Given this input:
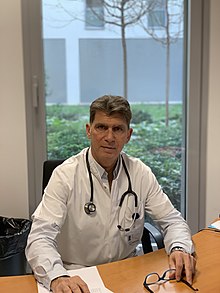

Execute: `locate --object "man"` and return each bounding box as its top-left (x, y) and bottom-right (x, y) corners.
top-left (26, 95), bottom-right (196, 293)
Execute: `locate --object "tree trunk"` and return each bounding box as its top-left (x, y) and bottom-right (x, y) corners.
top-left (121, 2), bottom-right (127, 99)
top-left (165, 0), bottom-right (170, 127)
top-left (121, 26), bottom-right (127, 99)
top-left (165, 43), bottom-right (170, 126)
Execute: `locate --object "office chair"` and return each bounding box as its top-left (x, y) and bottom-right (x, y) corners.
top-left (42, 160), bottom-right (164, 254)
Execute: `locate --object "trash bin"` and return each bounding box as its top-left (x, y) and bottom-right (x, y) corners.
top-left (0, 216), bottom-right (32, 276)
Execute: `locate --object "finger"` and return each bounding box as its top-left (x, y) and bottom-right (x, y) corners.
top-left (184, 254), bottom-right (196, 285)
top-left (69, 282), bottom-right (90, 293)
top-left (192, 255), bottom-right (197, 275)
top-left (174, 258), bottom-right (183, 281)
top-left (168, 254), bottom-right (175, 269)
top-left (168, 259), bottom-right (176, 279)
top-left (51, 275), bottom-right (90, 293)
top-left (168, 262), bottom-right (176, 280)
top-left (169, 251), bottom-right (183, 281)
top-left (68, 284), bottom-right (85, 293)
top-left (169, 270), bottom-right (176, 280)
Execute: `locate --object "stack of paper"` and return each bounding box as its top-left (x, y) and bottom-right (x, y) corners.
top-left (208, 219), bottom-right (220, 230)
top-left (37, 266), bottom-right (113, 293)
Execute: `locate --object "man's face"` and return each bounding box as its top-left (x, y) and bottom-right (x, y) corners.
top-left (86, 110), bottom-right (133, 171)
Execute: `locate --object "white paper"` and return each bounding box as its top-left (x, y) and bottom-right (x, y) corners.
top-left (209, 219), bottom-right (220, 230)
top-left (37, 266), bottom-right (113, 293)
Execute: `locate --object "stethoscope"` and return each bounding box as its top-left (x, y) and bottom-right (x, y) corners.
top-left (84, 148), bottom-right (140, 231)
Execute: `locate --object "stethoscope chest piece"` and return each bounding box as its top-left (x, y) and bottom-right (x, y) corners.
top-left (84, 201), bottom-right (96, 215)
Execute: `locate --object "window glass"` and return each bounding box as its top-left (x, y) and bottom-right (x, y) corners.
top-left (42, 0), bottom-right (186, 214)
top-left (148, 10), bottom-right (166, 28)
top-left (85, 0), bottom-right (104, 28)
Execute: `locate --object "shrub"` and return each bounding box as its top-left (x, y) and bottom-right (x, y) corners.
top-left (46, 104), bottom-right (183, 211)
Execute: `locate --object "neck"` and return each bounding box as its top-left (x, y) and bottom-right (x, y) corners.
top-left (108, 172), bottom-right (113, 191)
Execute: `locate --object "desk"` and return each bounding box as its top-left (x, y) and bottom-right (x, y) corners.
top-left (98, 229), bottom-right (220, 292)
top-left (0, 229), bottom-right (219, 293)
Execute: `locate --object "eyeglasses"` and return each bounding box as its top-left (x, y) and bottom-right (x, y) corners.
top-left (143, 269), bottom-right (199, 293)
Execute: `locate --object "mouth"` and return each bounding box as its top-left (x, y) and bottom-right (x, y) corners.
top-left (101, 146), bottom-right (116, 151)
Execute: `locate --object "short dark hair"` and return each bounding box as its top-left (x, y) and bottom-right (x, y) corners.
top-left (90, 95), bottom-right (132, 127)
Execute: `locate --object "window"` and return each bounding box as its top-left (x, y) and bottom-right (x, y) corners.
top-left (148, 10), bottom-right (166, 29)
top-left (148, 10), bottom-right (166, 28)
top-left (43, 0), bottom-right (186, 215)
top-left (147, 0), bottom-right (166, 28)
top-left (22, 0), bottom-right (207, 233)
top-left (85, 0), bottom-right (104, 29)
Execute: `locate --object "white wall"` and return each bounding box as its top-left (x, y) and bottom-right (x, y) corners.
top-left (0, 1), bottom-right (29, 218)
top-left (205, 0), bottom-right (220, 225)
top-left (0, 0), bottom-right (219, 225)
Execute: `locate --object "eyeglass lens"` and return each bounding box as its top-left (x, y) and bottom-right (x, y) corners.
top-left (144, 269), bottom-right (175, 292)
top-left (144, 269), bottom-right (199, 292)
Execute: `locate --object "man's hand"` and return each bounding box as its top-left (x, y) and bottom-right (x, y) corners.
top-left (51, 275), bottom-right (90, 293)
top-left (168, 250), bottom-right (196, 285)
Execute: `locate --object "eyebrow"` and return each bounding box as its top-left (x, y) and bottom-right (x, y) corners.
top-left (95, 123), bottom-right (126, 128)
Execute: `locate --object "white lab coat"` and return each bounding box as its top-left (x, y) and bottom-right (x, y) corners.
top-left (26, 148), bottom-right (194, 289)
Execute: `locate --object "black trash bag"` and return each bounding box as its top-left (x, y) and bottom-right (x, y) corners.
top-left (0, 216), bottom-right (32, 258)
top-left (0, 216), bottom-right (32, 276)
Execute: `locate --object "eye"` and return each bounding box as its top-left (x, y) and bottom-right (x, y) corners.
top-left (112, 126), bottom-right (124, 134)
top-left (95, 124), bottom-right (107, 132)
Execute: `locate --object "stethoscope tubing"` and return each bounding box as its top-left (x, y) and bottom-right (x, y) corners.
top-left (86, 148), bottom-right (94, 203)
top-left (85, 148), bottom-right (139, 230)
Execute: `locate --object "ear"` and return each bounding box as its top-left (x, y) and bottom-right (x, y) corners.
top-left (126, 128), bottom-right (133, 144)
top-left (86, 123), bottom-right (91, 139)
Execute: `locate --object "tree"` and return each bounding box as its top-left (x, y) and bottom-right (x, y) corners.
top-left (86, 0), bottom-right (153, 98)
top-left (51, 0), bottom-right (152, 99)
top-left (139, 0), bottom-right (184, 126)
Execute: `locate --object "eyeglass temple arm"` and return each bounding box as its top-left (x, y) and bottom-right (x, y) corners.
top-left (180, 279), bottom-right (199, 291)
top-left (144, 285), bottom-right (154, 293)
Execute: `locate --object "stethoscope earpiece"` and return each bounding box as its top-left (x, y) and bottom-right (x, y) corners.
top-left (117, 225), bottom-right (130, 232)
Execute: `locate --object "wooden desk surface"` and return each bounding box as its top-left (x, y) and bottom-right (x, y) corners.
top-left (98, 229), bottom-right (220, 292)
top-left (0, 229), bottom-right (219, 293)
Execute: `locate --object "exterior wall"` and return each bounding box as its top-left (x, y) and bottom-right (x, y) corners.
top-left (44, 37), bottom-right (184, 104)
top-left (79, 38), bottom-right (183, 103)
top-left (44, 39), bottom-right (67, 103)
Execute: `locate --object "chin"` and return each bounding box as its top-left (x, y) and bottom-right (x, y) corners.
top-left (102, 148), bottom-right (117, 156)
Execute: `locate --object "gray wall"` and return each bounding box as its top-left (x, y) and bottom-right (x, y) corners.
top-left (79, 38), bottom-right (184, 103)
top-left (44, 37), bottom-right (183, 104)
top-left (44, 39), bottom-right (67, 103)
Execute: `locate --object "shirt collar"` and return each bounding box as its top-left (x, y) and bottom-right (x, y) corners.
top-left (88, 148), bottom-right (121, 180)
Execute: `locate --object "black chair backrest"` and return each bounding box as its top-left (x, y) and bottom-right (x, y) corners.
top-left (42, 160), bottom-right (164, 253)
top-left (42, 160), bottom-right (65, 194)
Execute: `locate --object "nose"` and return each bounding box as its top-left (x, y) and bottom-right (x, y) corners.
top-left (105, 128), bottom-right (115, 141)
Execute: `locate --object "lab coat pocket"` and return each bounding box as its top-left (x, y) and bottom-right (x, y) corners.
top-left (125, 220), bottom-right (143, 246)
top-left (118, 196), bottom-right (145, 246)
